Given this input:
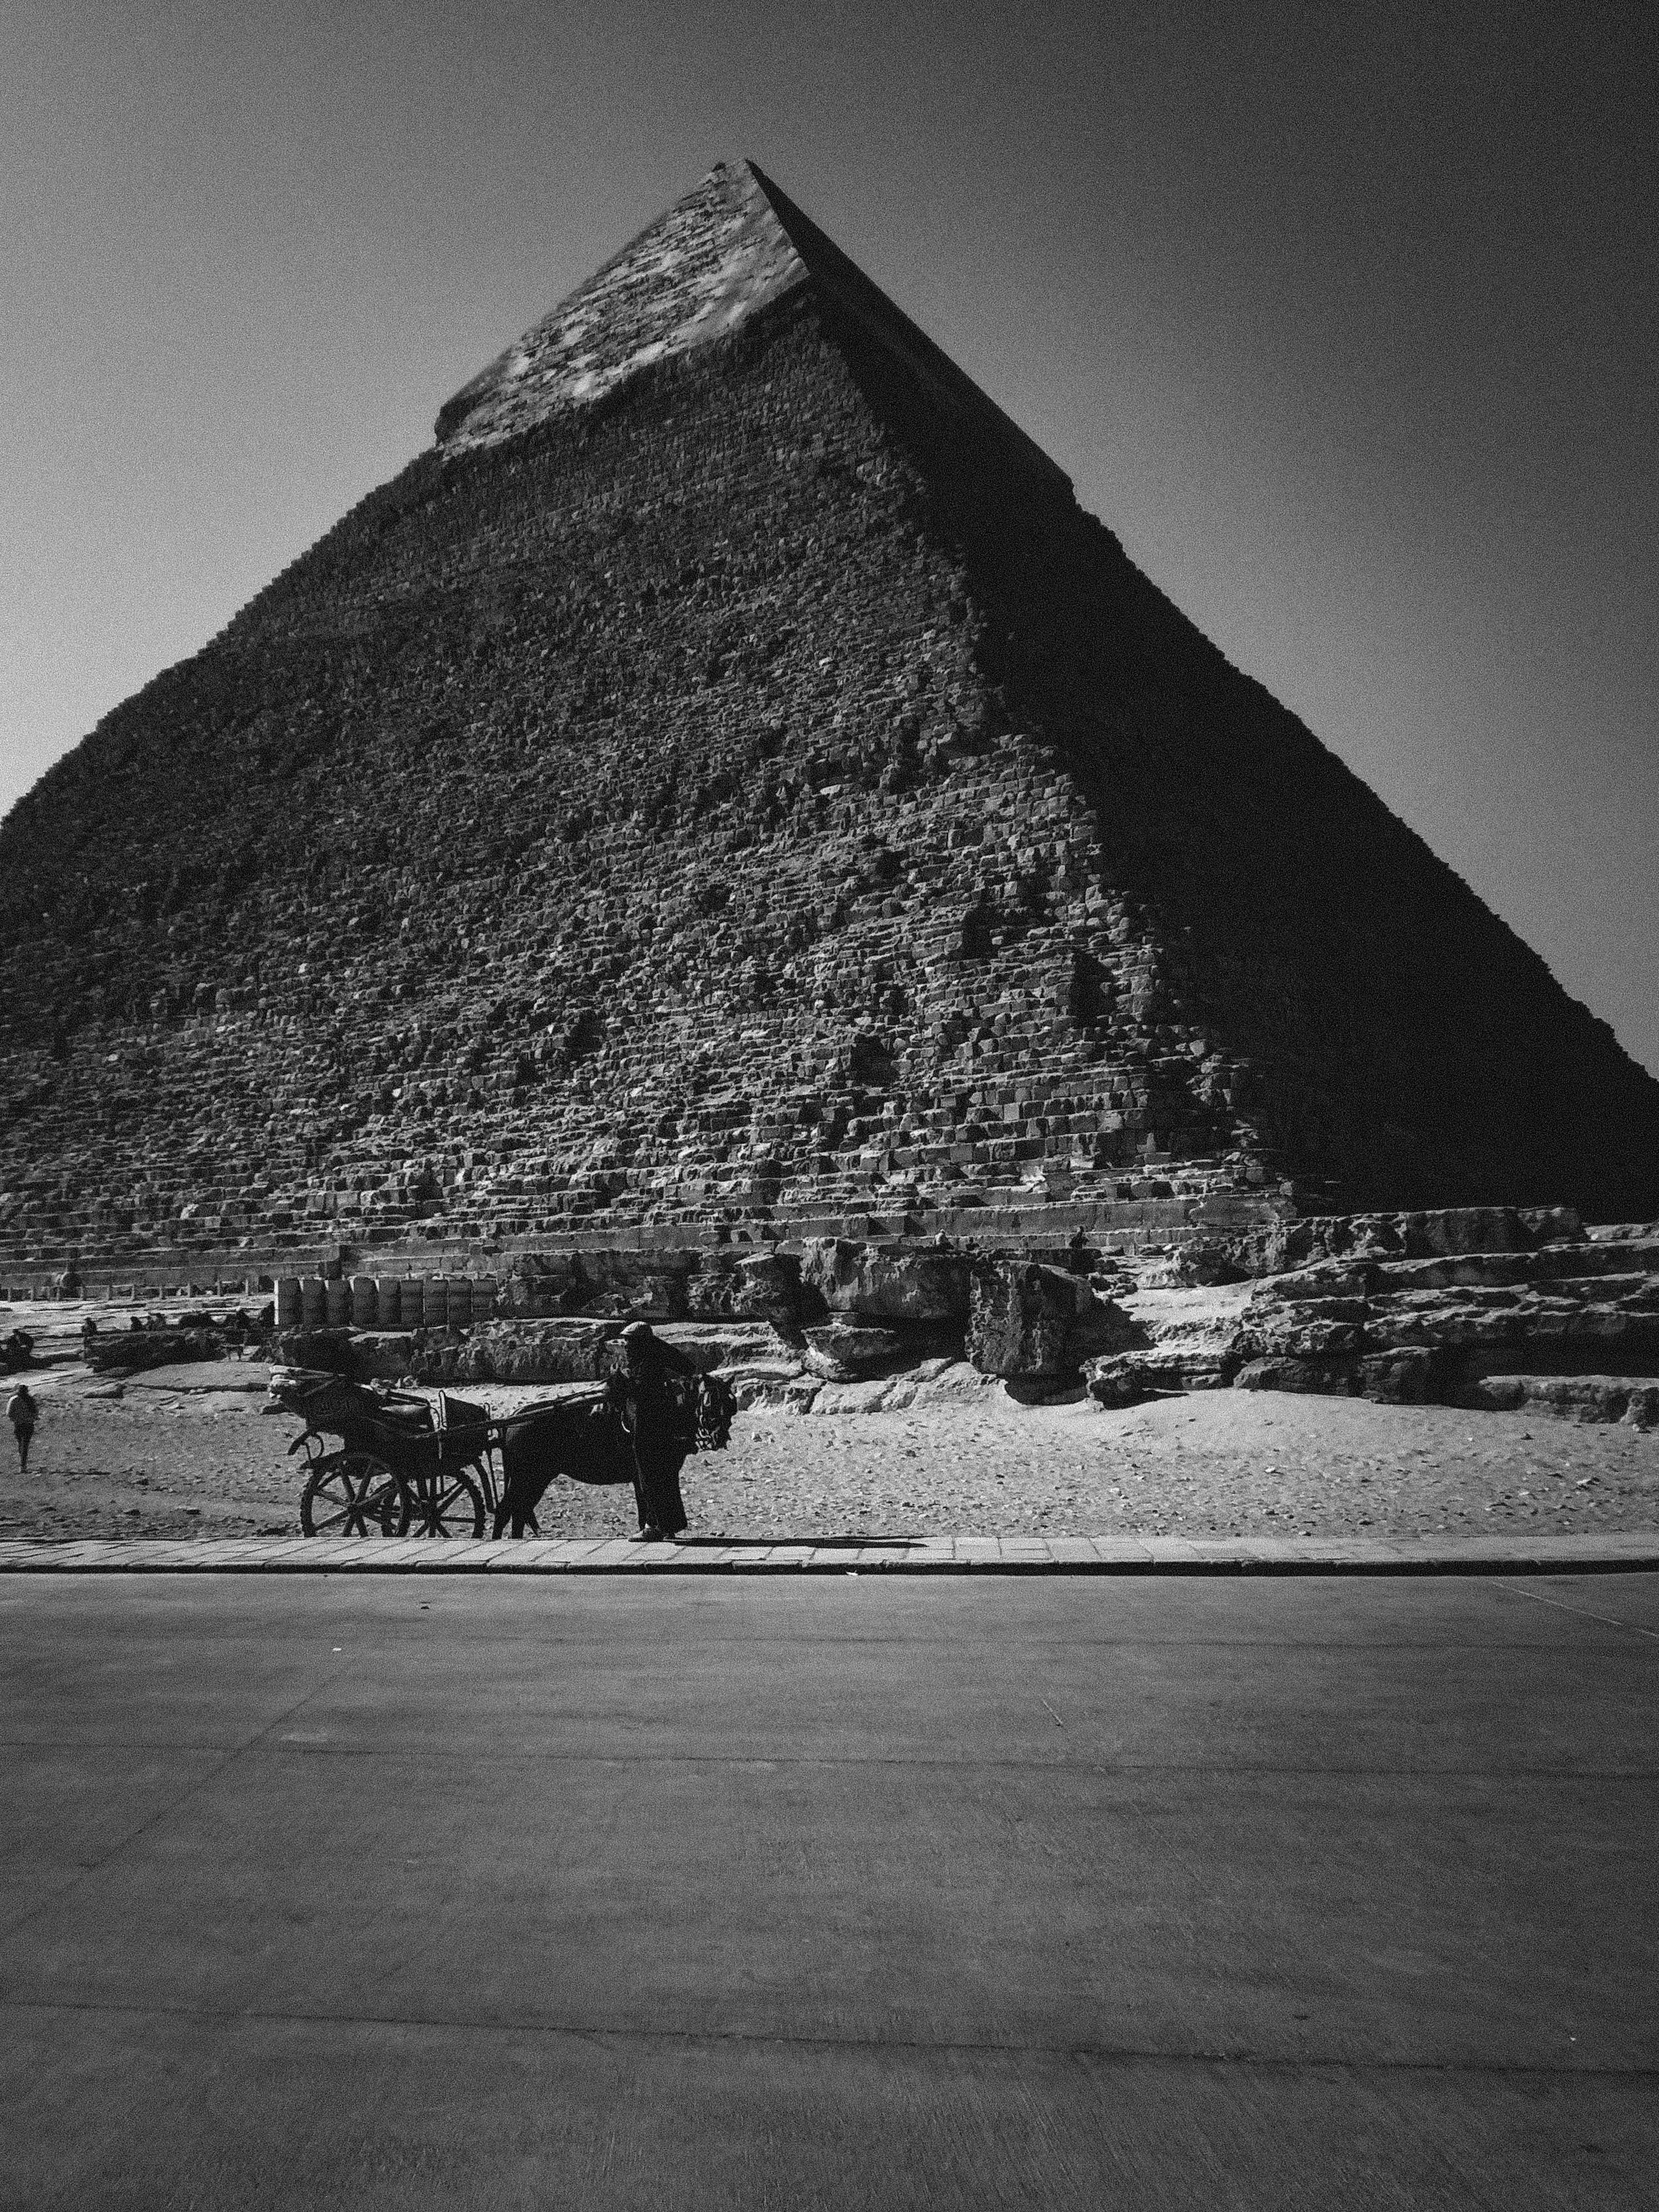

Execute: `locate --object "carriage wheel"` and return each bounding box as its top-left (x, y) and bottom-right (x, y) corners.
top-left (396, 1464), bottom-right (486, 1539)
top-left (300, 1451), bottom-right (402, 1538)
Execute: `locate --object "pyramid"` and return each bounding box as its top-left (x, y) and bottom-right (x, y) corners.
top-left (3, 158), bottom-right (1656, 1283)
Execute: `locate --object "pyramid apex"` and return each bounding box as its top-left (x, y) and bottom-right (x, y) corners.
top-left (436, 158), bottom-right (1070, 493)
top-left (435, 160), bottom-right (806, 449)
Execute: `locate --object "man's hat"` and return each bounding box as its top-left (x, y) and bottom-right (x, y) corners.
top-left (620, 1321), bottom-right (654, 1343)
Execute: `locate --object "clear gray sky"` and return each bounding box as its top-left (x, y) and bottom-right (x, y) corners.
top-left (6, 0), bottom-right (1655, 1070)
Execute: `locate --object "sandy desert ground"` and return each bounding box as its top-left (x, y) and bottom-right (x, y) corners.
top-left (4, 1296), bottom-right (1658, 1544)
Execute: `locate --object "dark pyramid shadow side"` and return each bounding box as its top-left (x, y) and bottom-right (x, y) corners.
top-left (744, 162), bottom-right (1069, 497)
top-left (751, 179), bottom-right (1659, 1221)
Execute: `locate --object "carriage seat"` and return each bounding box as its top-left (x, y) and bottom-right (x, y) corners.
top-left (437, 1392), bottom-right (491, 1437)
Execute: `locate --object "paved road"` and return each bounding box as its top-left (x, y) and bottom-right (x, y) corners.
top-left (2, 1573), bottom-right (1655, 2209)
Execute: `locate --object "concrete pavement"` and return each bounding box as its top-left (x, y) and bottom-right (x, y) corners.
top-left (2, 1571), bottom-right (1655, 2207)
top-left (3, 1530), bottom-right (1659, 1573)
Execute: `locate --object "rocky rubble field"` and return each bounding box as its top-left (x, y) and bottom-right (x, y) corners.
top-left (213, 1208), bottom-right (1659, 1416)
top-left (5, 1203), bottom-right (1658, 1546)
top-left (2, 1339), bottom-right (1656, 1549)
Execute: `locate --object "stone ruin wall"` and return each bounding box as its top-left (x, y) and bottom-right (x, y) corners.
top-left (0, 297), bottom-right (1269, 1280)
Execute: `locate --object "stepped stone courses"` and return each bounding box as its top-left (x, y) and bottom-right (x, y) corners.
top-left (1085, 1219), bottom-right (1659, 1410)
top-left (3, 160), bottom-right (1658, 1281)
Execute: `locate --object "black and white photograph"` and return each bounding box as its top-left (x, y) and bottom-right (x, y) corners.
top-left (2, 2), bottom-right (1656, 2204)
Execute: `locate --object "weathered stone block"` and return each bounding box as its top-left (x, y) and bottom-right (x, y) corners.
top-left (717, 1362), bottom-right (819, 1412)
top-left (1461, 1372), bottom-right (1659, 1428)
top-left (802, 1321), bottom-right (908, 1381)
top-left (686, 1250), bottom-right (802, 1330)
top-left (86, 1327), bottom-right (225, 1375)
top-left (568, 1249), bottom-right (695, 1320)
top-left (966, 1260), bottom-right (1124, 1378)
top-left (656, 1321), bottom-right (797, 1373)
top-left (1088, 1339), bottom-right (1235, 1405)
top-left (1234, 1355), bottom-right (1361, 1396)
top-left (460, 1319), bottom-right (620, 1383)
top-left (273, 1325), bottom-right (365, 1379)
top-left (797, 1240), bottom-right (970, 1322)
top-left (1066, 1296), bottom-right (1143, 1365)
top-left (1250, 1264), bottom-right (1374, 1304)
top-left (1239, 1312), bottom-right (1367, 1361)
top-left (1466, 1373), bottom-right (1526, 1412)
top-left (360, 1332), bottom-right (415, 1379)
top-left (1521, 1207), bottom-right (1586, 1245)
top-left (1358, 1347), bottom-right (1453, 1404)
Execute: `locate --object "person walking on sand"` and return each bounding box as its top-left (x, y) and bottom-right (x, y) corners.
top-left (7, 1383), bottom-right (38, 1472)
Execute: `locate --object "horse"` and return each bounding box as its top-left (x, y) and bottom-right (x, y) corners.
top-left (492, 1369), bottom-right (738, 1539)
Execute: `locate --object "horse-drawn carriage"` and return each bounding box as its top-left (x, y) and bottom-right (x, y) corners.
top-left (277, 1371), bottom-right (499, 1536)
top-left (271, 1364), bottom-right (738, 1539)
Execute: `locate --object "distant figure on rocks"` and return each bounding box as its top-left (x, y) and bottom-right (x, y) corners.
top-left (607, 1321), bottom-right (699, 1542)
top-left (7, 1384), bottom-right (38, 1472)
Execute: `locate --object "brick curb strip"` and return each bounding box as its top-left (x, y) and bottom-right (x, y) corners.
top-left (1, 1534), bottom-right (1656, 1576)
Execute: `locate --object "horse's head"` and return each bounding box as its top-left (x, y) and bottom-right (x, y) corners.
top-left (692, 1370), bottom-right (738, 1452)
top-left (268, 1366), bottom-right (375, 1435)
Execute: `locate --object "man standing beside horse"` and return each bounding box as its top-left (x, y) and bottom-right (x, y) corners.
top-left (608, 1320), bottom-right (699, 1543)
top-left (490, 1322), bottom-right (735, 1541)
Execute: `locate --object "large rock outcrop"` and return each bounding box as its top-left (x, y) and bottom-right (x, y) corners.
top-left (1086, 1217), bottom-right (1659, 1412)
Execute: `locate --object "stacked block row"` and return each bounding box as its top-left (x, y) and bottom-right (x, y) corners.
top-left (273, 1275), bottom-right (500, 1330)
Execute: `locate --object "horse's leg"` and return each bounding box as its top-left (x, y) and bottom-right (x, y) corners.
top-left (505, 1461), bottom-right (559, 1539)
top-left (522, 1466), bottom-right (558, 1537)
top-left (501, 1473), bottom-right (541, 1539)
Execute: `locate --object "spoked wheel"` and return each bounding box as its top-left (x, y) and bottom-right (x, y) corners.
top-left (300, 1451), bottom-right (403, 1538)
top-left (396, 1464), bottom-right (486, 1539)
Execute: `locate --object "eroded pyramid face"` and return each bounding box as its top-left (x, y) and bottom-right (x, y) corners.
top-left (1, 157), bottom-right (1654, 1281)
